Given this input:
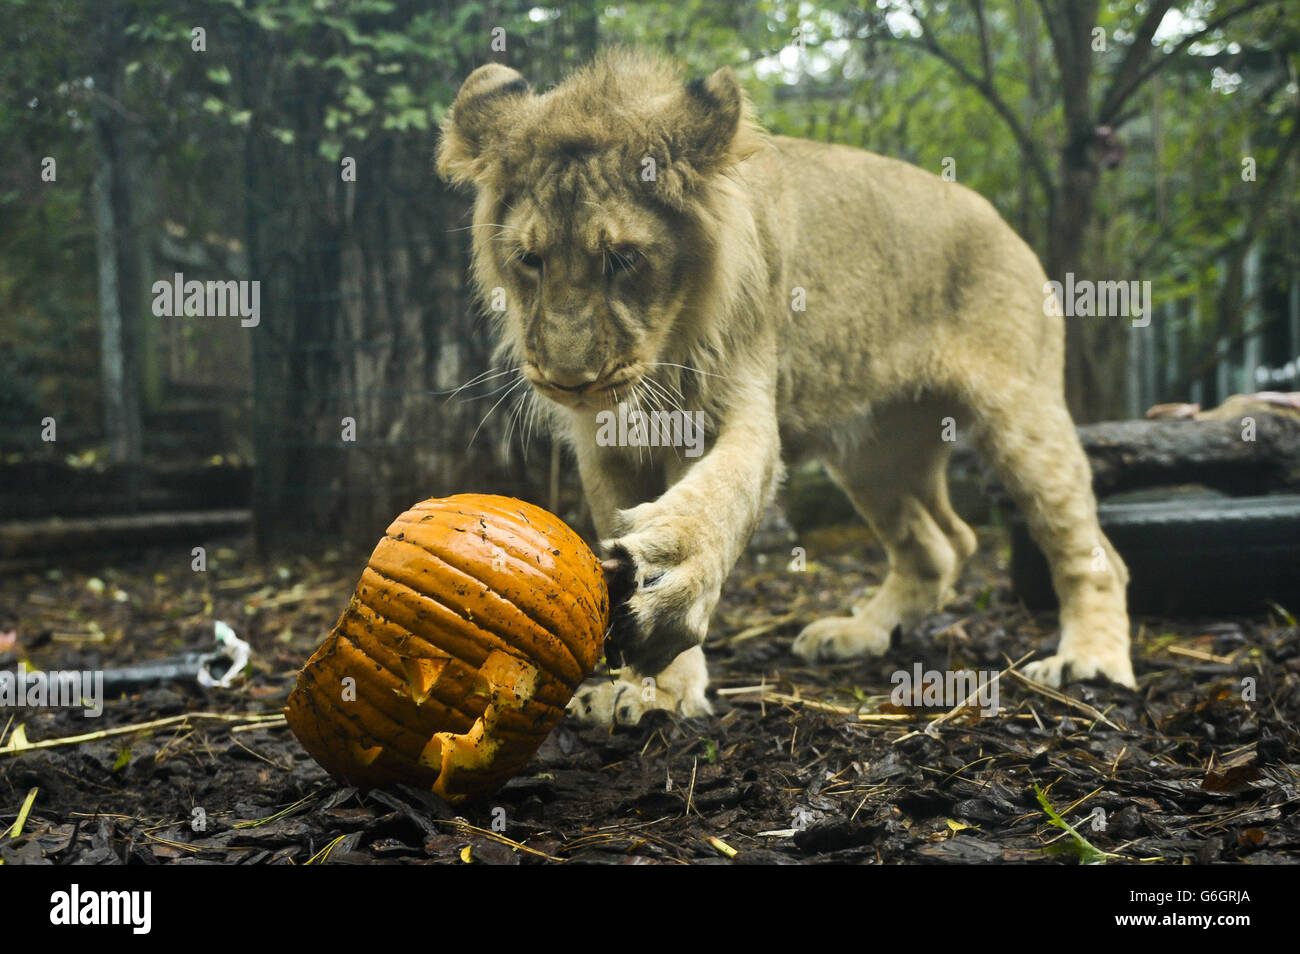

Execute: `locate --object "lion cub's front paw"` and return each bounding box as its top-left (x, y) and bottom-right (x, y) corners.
top-left (792, 615), bottom-right (892, 661)
top-left (1021, 650), bottom-right (1136, 689)
top-left (567, 678), bottom-right (713, 726)
top-left (566, 646), bottom-right (713, 727)
top-left (602, 524), bottom-right (719, 675)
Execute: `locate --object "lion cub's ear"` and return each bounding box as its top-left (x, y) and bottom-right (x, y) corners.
top-left (437, 64), bottom-right (532, 188)
top-left (677, 66), bottom-right (761, 175)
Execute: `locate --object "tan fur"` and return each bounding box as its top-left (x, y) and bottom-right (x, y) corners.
top-left (438, 50), bottom-right (1135, 724)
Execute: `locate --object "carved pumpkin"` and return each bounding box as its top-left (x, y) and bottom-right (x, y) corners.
top-left (285, 494), bottom-right (609, 804)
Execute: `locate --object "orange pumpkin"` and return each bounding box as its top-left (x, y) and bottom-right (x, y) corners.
top-left (285, 494), bottom-right (609, 804)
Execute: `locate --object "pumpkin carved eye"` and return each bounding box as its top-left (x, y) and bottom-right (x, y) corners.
top-left (285, 494), bottom-right (610, 804)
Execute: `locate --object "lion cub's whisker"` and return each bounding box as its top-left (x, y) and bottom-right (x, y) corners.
top-left (437, 366), bottom-right (518, 403)
top-left (445, 222), bottom-right (522, 233)
top-left (446, 371), bottom-right (525, 405)
top-left (467, 374), bottom-right (528, 450)
top-left (641, 376), bottom-right (688, 419)
top-left (647, 360), bottom-right (730, 382)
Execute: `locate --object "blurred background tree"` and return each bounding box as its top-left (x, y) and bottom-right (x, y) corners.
top-left (1, 0), bottom-right (1295, 548)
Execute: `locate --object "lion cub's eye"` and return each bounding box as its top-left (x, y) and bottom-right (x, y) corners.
top-left (603, 248), bottom-right (640, 277)
top-left (518, 251), bottom-right (543, 270)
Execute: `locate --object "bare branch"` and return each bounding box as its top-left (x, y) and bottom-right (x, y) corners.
top-left (1038, 0), bottom-right (1099, 135)
top-left (1099, 0), bottom-right (1275, 126)
top-left (890, 2), bottom-right (1056, 199)
top-left (971, 0), bottom-right (993, 80)
top-left (1034, 0), bottom-right (1068, 75)
top-left (1095, 0), bottom-right (1174, 129)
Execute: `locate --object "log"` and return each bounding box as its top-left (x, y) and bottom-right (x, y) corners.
top-left (1078, 415), bottom-right (1300, 498)
top-left (0, 459), bottom-right (252, 521)
top-left (967, 414), bottom-right (1300, 503)
top-left (0, 509), bottom-right (251, 574)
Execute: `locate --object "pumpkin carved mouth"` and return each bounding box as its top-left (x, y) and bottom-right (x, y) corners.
top-left (285, 494), bottom-right (610, 804)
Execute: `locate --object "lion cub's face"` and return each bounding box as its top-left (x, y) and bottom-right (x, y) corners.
top-left (489, 171), bottom-right (685, 410)
top-left (436, 54), bottom-right (759, 410)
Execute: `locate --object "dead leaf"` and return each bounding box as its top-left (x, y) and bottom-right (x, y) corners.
top-left (1201, 764), bottom-right (1263, 792)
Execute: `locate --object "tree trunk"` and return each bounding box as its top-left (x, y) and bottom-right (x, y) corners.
top-left (90, 13), bottom-right (141, 472)
top-left (1042, 0), bottom-right (1131, 424)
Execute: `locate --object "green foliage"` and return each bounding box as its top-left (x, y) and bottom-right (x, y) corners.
top-left (1, 0), bottom-right (1294, 453)
top-left (1033, 782), bottom-right (1116, 865)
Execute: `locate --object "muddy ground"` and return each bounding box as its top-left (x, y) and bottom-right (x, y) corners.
top-left (1, 523), bottom-right (1297, 865)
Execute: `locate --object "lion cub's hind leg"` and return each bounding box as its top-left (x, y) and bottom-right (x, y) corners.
top-left (970, 389), bottom-right (1135, 688)
top-left (793, 405), bottom-right (977, 662)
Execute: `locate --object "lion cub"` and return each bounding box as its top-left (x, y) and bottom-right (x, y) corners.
top-left (437, 50), bottom-right (1135, 725)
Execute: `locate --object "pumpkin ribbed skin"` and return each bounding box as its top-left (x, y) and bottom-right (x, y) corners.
top-left (285, 494), bottom-right (609, 804)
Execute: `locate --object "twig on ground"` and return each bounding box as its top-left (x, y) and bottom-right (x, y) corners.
top-left (0, 712), bottom-right (285, 756)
